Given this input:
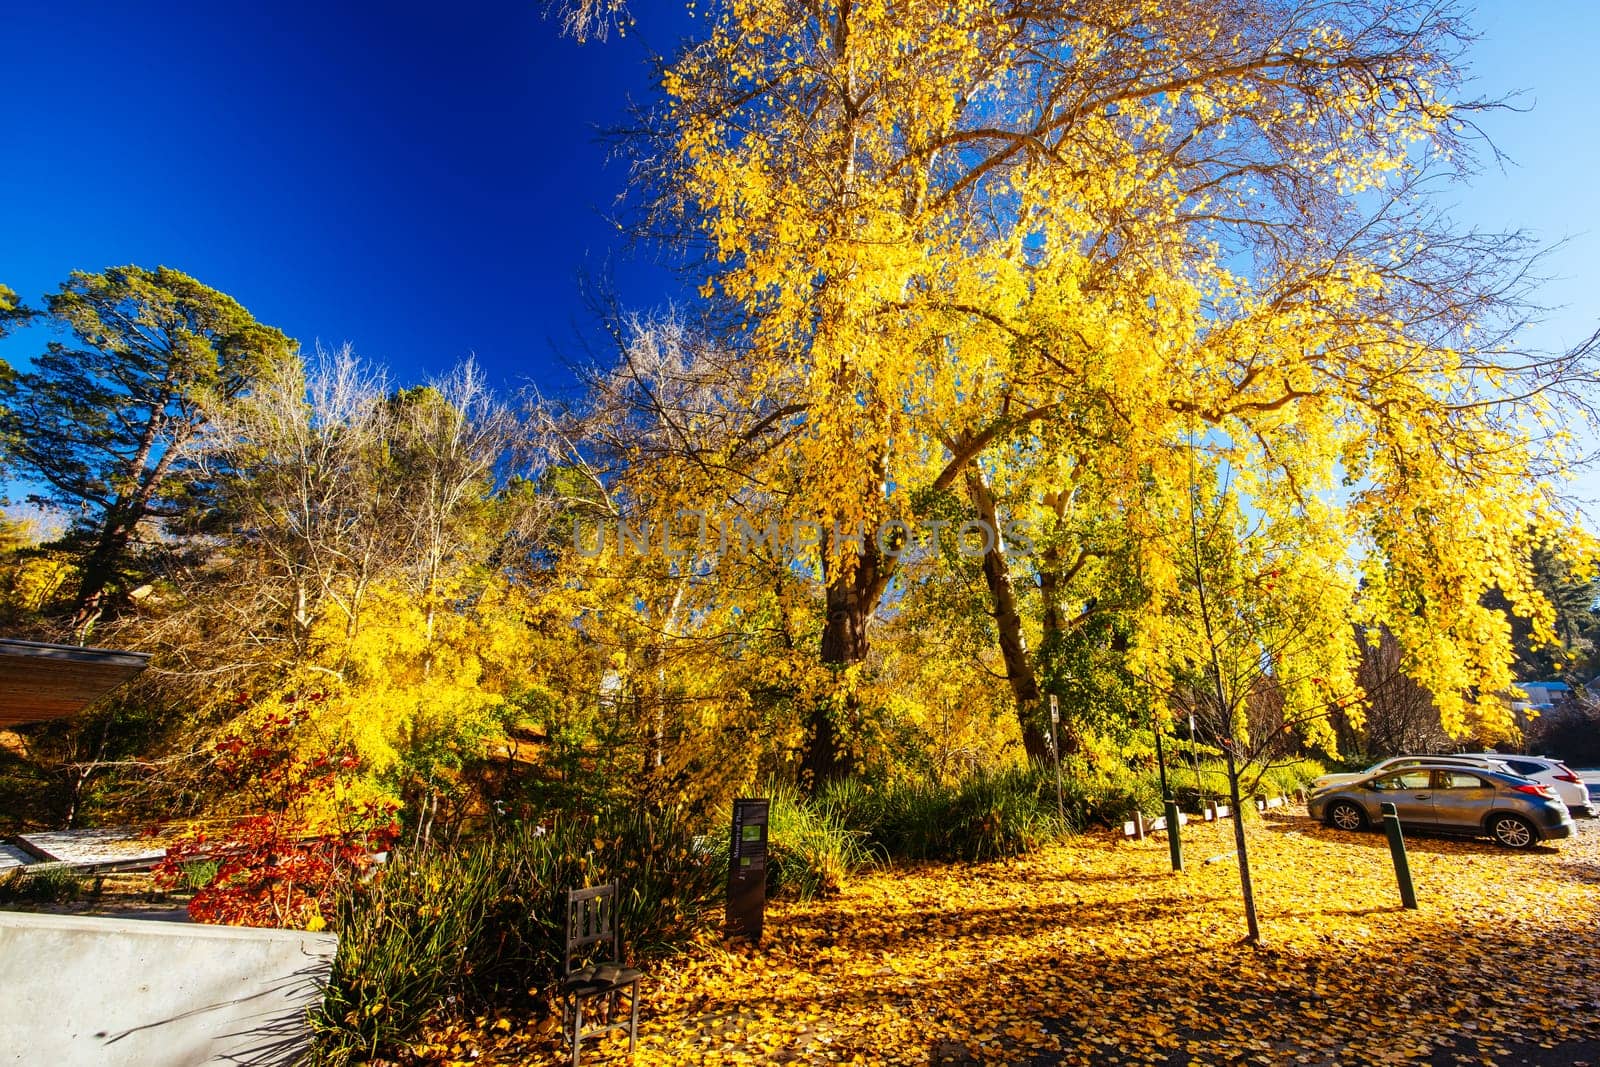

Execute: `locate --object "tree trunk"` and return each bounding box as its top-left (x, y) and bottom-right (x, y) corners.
top-left (71, 518), bottom-right (134, 634)
top-left (802, 532), bottom-right (889, 789)
top-left (1040, 550), bottom-right (1063, 646)
top-left (964, 467), bottom-right (1050, 761)
top-left (72, 412), bottom-right (186, 630)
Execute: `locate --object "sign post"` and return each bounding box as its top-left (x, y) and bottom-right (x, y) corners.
top-left (725, 797), bottom-right (770, 945)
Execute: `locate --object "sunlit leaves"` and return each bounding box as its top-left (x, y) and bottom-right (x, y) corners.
top-left (640, 0), bottom-right (1597, 743)
top-left (425, 816), bottom-right (1600, 1064)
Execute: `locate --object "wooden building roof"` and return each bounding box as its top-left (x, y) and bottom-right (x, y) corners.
top-left (0, 638), bottom-right (150, 727)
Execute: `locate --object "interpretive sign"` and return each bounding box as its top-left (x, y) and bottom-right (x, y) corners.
top-left (725, 797), bottom-right (770, 944)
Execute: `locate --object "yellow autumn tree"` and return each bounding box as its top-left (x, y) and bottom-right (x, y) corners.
top-left (537, 313), bottom-right (830, 808)
top-left (630, 0), bottom-right (1598, 775)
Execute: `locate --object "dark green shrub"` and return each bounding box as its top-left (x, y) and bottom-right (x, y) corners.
top-left (764, 782), bottom-right (879, 899)
top-left (943, 766), bottom-right (1066, 861)
top-left (1056, 761), bottom-right (1162, 828)
top-left (313, 844), bottom-right (505, 1063)
top-left (311, 804), bottom-right (725, 1064)
top-left (1063, 758), bottom-right (1324, 820)
top-left (1260, 759), bottom-right (1324, 797)
top-left (824, 765), bottom-right (1070, 863)
top-left (0, 864), bottom-right (85, 903)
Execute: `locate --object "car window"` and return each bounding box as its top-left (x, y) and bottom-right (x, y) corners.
top-left (1436, 771), bottom-right (1489, 789)
top-left (1506, 760), bottom-right (1544, 776)
top-left (1372, 771), bottom-right (1432, 790)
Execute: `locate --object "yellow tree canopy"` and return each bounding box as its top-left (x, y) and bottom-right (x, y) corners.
top-left (633, 0), bottom-right (1597, 738)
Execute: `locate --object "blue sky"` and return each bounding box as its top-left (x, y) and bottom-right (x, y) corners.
top-left (1, 1), bottom-right (1596, 492)
top-left (0, 0), bottom-right (695, 393)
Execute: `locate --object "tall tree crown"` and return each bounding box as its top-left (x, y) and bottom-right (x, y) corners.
top-left (0, 265), bottom-right (297, 622)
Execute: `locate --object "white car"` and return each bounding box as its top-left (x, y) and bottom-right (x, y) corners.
top-left (1310, 754), bottom-right (1511, 793)
top-left (1456, 753), bottom-right (1596, 818)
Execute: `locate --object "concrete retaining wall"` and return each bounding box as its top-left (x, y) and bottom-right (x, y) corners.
top-left (0, 911), bottom-right (337, 1066)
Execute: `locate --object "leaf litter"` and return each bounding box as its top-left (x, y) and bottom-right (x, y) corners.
top-left (404, 815), bottom-right (1600, 1065)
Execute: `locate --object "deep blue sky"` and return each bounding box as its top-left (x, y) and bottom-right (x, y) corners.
top-left (0, 0), bottom-right (697, 395)
top-left (1, 1), bottom-right (1596, 492)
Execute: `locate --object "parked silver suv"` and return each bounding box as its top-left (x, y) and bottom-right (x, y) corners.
top-left (1452, 753), bottom-right (1595, 818)
top-left (1307, 764), bottom-right (1575, 849)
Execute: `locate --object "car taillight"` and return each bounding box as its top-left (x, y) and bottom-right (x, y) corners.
top-left (1555, 768), bottom-right (1581, 783)
top-left (1513, 783), bottom-right (1556, 798)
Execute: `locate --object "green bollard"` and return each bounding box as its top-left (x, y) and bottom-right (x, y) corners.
top-left (1164, 799), bottom-right (1184, 872)
top-left (1379, 801), bottom-right (1418, 909)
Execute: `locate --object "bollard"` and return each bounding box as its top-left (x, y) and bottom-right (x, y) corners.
top-left (1379, 802), bottom-right (1418, 910)
top-left (1164, 799), bottom-right (1184, 871)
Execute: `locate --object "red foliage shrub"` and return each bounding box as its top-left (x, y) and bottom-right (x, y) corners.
top-left (154, 688), bottom-right (400, 929)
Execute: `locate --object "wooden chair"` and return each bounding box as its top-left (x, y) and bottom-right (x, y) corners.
top-left (561, 882), bottom-right (643, 1065)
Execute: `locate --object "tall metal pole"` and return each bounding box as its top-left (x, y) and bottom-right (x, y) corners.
top-left (1189, 711), bottom-right (1204, 806)
top-left (1154, 713), bottom-right (1171, 797)
top-left (1050, 694), bottom-right (1065, 823)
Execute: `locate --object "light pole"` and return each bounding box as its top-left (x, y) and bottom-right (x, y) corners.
top-left (1049, 694), bottom-right (1065, 823)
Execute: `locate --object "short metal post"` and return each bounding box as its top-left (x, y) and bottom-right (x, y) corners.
top-left (1379, 801), bottom-right (1418, 909)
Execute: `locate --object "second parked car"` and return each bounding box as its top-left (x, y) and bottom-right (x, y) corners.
top-left (1307, 764), bottom-right (1575, 848)
top-left (1308, 754), bottom-right (1510, 793)
top-left (1451, 753), bottom-right (1595, 818)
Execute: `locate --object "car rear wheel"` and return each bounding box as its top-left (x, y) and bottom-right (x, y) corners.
top-left (1328, 801), bottom-right (1366, 832)
top-left (1489, 814), bottom-right (1536, 849)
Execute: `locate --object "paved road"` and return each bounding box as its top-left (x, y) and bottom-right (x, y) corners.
top-left (1423, 1036), bottom-right (1600, 1066)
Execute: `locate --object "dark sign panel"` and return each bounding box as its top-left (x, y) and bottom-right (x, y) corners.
top-left (725, 797), bottom-right (769, 944)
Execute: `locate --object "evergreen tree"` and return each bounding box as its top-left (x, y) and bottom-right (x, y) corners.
top-left (0, 266), bottom-right (296, 631)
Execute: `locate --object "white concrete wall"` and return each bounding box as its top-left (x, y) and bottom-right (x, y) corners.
top-left (0, 911), bottom-right (336, 1066)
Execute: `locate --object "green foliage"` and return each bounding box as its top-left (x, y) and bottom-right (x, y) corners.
top-left (1486, 535), bottom-right (1600, 682)
top-left (1056, 756), bottom-right (1166, 827)
top-left (820, 765), bottom-right (1071, 863)
top-left (0, 282), bottom-right (34, 339)
top-left (813, 758), bottom-right (1325, 849)
top-left (174, 859), bottom-right (220, 891)
top-left (0, 865), bottom-right (86, 904)
top-left (314, 843), bottom-right (506, 1063)
top-left (312, 804), bottom-right (724, 1063)
top-left (1147, 758), bottom-right (1325, 814)
top-left (763, 782), bottom-right (878, 900)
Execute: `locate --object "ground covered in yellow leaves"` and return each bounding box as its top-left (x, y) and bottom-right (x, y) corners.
top-left (423, 814), bottom-right (1600, 1065)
